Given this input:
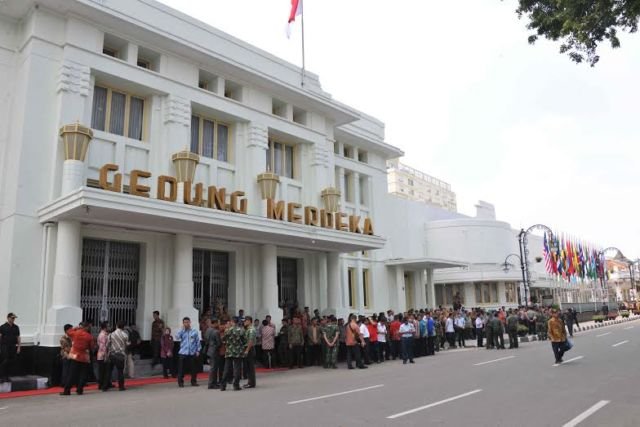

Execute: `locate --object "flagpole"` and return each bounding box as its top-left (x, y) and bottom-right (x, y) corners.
top-left (300, 0), bottom-right (306, 87)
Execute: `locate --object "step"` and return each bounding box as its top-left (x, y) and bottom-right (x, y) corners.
top-left (0, 376), bottom-right (48, 394)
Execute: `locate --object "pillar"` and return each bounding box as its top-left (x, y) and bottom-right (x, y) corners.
top-left (42, 220), bottom-right (82, 345)
top-left (414, 271), bottom-right (426, 309)
top-left (61, 160), bottom-right (85, 194)
top-left (324, 252), bottom-right (349, 318)
top-left (168, 234), bottom-right (198, 333)
top-left (426, 268), bottom-right (435, 309)
top-left (395, 266), bottom-right (406, 313)
top-left (257, 244), bottom-right (281, 325)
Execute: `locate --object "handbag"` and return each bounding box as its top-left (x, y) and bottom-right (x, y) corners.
top-left (562, 338), bottom-right (573, 352)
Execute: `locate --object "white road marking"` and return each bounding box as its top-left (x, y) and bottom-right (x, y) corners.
top-left (0, 406), bottom-right (7, 411)
top-left (596, 332), bottom-right (611, 337)
top-left (287, 384), bottom-right (384, 405)
top-left (553, 356), bottom-right (584, 367)
top-left (562, 400), bottom-right (610, 427)
top-left (473, 356), bottom-right (515, 366)
top-left (623, 326), bottom-right (634, 330)
top-left (386, 389), bottom-right (482, 419)
top-left (612, 340), bottom-right (629, 347)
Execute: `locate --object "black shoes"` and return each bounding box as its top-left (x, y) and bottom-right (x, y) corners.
top-left (59, 391), bottom-right (70, 396)
top-left (178, 382), bottom-right (184, 388)
top-left (191, 383), bottom-right (199, 387)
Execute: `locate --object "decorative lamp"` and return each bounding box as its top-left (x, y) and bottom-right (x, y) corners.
top-left (171, 150), bottom-right (200, 183)
top-left (257, 172), bottom-right (280, 200)
top-left (59, 123), bottom-right (93, 161)
top-left (321, 187), bottom-right (341, 213)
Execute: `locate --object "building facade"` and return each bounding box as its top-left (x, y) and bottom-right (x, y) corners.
top-left (386, 158), bottom-right (457, 212)
top-left (0, 0), bottom-right (614, 380)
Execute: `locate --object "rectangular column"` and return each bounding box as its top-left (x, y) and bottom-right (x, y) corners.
top-left (168, 234), bottom-right (198, 334)
top-left (257, 244), bottom-right (281, 325)
top-left (426, 268), bottom-right (436, 309)
top-left (42, 220), bottom-right (82, 346)
top-left (395, 266), bottom-right (406, 313)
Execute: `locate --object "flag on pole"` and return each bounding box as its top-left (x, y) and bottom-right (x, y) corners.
top-left (286, 0), bottom-right (303, 38)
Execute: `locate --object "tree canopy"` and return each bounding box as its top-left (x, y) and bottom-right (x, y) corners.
top-left (513, 0), bottom-right (640, 66)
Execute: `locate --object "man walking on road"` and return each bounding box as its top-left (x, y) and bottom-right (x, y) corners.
top-left (0, 313), bottom-right (21, 382)
top-left (548, 309), bottom-right (568, 364)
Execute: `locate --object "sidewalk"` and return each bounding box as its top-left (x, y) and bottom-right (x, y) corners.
top-left (517, 313), bottom-right (640, 343)
top-left (0, 367), bottom-right (287, 400)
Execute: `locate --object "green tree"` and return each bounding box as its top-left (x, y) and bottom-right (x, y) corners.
top-left (512, 0), bottom-right (640, 66)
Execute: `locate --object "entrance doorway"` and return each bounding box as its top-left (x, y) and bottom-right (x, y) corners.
top-left (81, 238), bottom-right (140, 332)
top-left (193, 249), bottom-right (229, 315)
top-left (278, 257), bottom-right (298, 314)
top-left (404, 273), bottom-right (414, 310)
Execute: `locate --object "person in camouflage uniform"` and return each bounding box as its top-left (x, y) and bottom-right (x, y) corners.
top-left (319, 317), bottom-right (328, 365)
top-left (322, 316), bottom-right (339, 369)
top-left (491, 312), bottom-right (505, 349)
top-left (537, 310), bottom-right (548, 341)
top-left (435, 316), bottom-right (444, 351)
top-left (507, 309), bottom-right (519, 349)
top-left (288, 317), bottom-right (305, 368)
top-left (220, 317), bottom-right (246, 391)
top-left (485, 312), bottom-right (495, 349)
top-left (243, 316), bottom-right (256, 389)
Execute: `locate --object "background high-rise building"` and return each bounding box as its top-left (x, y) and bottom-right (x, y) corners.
top-left (386, 159), bottom-right (457, 212)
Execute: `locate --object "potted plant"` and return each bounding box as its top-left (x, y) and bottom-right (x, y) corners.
top-left (592, 314), bottom-right (605, 323)
top-left (620, 310), bottom-right (630, 318)
top-left (517, 324), bottom-right (529, 337)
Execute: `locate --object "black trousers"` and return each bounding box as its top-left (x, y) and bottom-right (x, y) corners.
top-left (97, 360), bottom-right (111, 390)
top-left (362, 339), bottom-right (371, 364)
top-left (426, 336), bottom-right (435, 355)
top-left (161, 357), bottom-right (173, 377)
top-left (476, 328), bottom-right (484, 347)
top-left (151, 339), bottom-right (161, 366)
top-left (445, 332), bottom-right (456, 348)
top-left (221, 357), bottom-right (242, 389)
top-left (109, 355), bottom-right (125, 390)
top-left (346, 345), bottom-right (363, 368)
top-left (177, 355), bottom-right (198, 385)
top-left (456, 329), bottom-right (466, 347)
top-left (290, 345), bottom-right (303, 368)
top-left (60, 358), bottom-right (71, 387)
top-left (245, 348), bottom-right (256, 387)
top-left (0, 347), bottom-right (17, 380)
top-left (308, 344), bottom-right (321, 366)
top-left (508, 330), bottom-right (519, 348)
top-left (207, 353), bottom-right (220, 387)
top-left (64, 360), bottom-right (88, 394)
top-left (390, 340), bottom-right (400, 359)
top-left (551, 342), bottom-right (565, 363)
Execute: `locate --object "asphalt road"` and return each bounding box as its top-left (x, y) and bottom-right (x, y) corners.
top-left (2, 319), bottom-right (639, 427)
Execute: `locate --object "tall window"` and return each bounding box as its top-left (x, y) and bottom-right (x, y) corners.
top-left (266, 140), bottom-right (294, 178)
top-left (362, 269), bottom-right (371, 309)
top-left (344, 172), bottom-right (353, 203)
top-left (505, 282), bottom-right (517, 303)
top-left (475, 282), bottom-right (499, 304)
top-left (190, 115), bottom-right (230, 162)
top-left (91, 85), bottom-right (145, 140)
top-left (348, 268), bottom-right (356, 309)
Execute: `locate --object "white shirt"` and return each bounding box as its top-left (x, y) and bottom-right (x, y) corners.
top-left (445, 318), bottom-right (455, 333)
top-left (475, 317), bottom-right (484, 328)
top-left (360, 323), bottom-right (370, 339)
top-left (377, 323), bottom-right (387, 343)
top-left (455, 317), bottom-right (466, 329)
top-left (399, 323), bottom-right (415, 338)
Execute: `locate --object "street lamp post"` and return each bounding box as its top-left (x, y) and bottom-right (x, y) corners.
top-left (502, 253), bottom-right (526, 305)
top-left (519, 225), bottom-right (558, 307)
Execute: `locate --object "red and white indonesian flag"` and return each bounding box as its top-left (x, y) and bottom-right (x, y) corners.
top-left (286, 0), bottom-right (303, 38)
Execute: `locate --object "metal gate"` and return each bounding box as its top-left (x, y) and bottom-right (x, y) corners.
top-left (278, 257), bottom-right (298, 307)
top-left (193, 249), bottom-right (229, 314)
top-left (81, 239), bottom-right (140, 333)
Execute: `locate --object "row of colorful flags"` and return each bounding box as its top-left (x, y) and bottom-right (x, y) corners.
top-left (542, 232), bottom-right (606, 284)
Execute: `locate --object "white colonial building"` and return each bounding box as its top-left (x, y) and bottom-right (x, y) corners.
top-left (0, 0), bottom-right (580, 379)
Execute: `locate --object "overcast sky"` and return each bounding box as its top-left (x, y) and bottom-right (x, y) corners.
top-left (158, 0), bottom-right (639, 259)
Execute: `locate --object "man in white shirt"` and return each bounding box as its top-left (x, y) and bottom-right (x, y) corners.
top-left (445, 314), bottom-right (456, 349)
top-left (454, 313), bottom-right (466, 348)
top-left (475, 312), bottom-right (484, 347)
top-left (398, 317), bottom-right (415, 364)
top-left (358, 317), bottom-right (371, 365)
